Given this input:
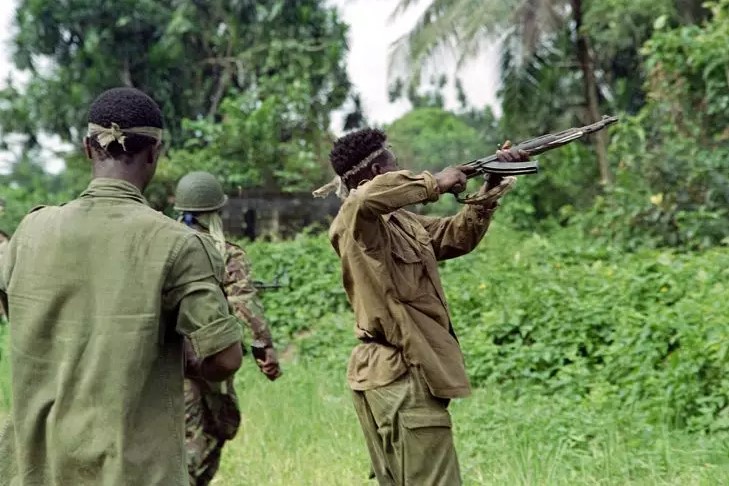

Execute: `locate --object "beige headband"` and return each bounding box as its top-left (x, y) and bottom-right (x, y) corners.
top-left (312, 146), bottom-right (389, 200)
top-left (87, 122), bottom-right (163, 151)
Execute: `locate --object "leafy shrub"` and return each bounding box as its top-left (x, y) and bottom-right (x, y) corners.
top-left (445, 226), bottom-right (729, 431)
top-left (244, 230), bottom-right (349, 341)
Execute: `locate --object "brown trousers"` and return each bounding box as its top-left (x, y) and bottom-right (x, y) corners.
top-left (352, 367), bottom-right (462, 485)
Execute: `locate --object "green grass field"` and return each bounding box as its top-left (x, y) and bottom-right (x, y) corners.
top-left (215, 358), bottom-right (729, 486)
top-left (1, 326), bottom-right (729, 485)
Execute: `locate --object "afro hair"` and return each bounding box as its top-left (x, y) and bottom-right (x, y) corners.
top-left (88, 87), bottom-right (163, 156)
top-left (329, 128), bottom-right (387, 176)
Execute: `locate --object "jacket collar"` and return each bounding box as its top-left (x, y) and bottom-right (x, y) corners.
top-left (79, 178), bottom-right (148, 205)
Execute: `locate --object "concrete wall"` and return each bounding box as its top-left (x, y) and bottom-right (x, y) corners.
top-left (221, 190), bottom-right (341, 240)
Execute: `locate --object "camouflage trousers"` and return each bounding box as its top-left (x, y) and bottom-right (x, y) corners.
top-left (184, 377), bottom-right (241, 486)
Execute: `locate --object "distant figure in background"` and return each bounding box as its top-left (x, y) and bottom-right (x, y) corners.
top-left (174, 171), bottom-right (282, 486)
top-left (243, 208), bottom-right (257, 241)
top-left (317, 127), bottom-right (526, 485)
top-left (0, 87), bottom-right (242, 485)
top-left (0, 229), bottom-right (9, 321)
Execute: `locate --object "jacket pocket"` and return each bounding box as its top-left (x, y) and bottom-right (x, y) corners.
top-left (399, 407), bottom-right (452, 430)
top-left (390, 243), bottom-right (426, 301)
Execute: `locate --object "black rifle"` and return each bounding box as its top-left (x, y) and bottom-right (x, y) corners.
top-left (252, 270), bottom-right (290, 292)
top-left (462, 115), bottom-right (619, 177)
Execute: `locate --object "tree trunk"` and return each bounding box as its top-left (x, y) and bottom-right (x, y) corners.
top-left (120, 58), bottom-right (133, 87)
top-left (571, 0), bottom-right (612, 185)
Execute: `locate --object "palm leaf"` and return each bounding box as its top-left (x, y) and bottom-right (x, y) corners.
top-left (390, 0), bottom-right (567, 81)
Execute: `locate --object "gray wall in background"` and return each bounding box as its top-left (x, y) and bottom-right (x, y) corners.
top-left (221, 190), bottom-right (341, 240)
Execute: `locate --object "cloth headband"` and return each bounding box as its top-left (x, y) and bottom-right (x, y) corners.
top-left (87, 122), bottom-right (163, 151)
top-left (312, 146), bottom-right (389, 200)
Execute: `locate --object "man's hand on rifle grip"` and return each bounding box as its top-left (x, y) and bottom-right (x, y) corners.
top-left (435, 167), bottom-right (469, 195)
top-left (486, 140), bottom-right (531, 190)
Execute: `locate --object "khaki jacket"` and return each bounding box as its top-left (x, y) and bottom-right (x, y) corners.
top-left (330, 170), bottom-right (494, 399)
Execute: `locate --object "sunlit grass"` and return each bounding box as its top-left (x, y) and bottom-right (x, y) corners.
top-left (218, 359), bottom-right (729, 485)
top-left (1, 326), bottom-right (728, 485)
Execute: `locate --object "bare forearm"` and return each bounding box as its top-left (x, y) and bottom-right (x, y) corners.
top-left (190, 342), bottom-right (243, 382)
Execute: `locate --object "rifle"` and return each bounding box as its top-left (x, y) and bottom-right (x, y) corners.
top-left (462, 115), bottom-right (619, 178)
top-left (252, 269), bottom-right (291, 292)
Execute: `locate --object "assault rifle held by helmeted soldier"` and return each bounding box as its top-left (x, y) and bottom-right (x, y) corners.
top-left (251, 269), bottom-right (290, 291)
top-left (454, 115), bottom-right (618, 203)
top-left (250, 270), bottom-right (290, 363)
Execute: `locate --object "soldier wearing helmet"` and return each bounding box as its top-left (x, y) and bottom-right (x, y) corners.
top-left (174, 171), bottom-right (282, 486)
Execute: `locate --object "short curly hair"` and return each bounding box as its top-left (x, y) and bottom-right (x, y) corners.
top-left (88, 87), bottom-right (163, 156)
top-left (329, 128), bottom-right (387, 176)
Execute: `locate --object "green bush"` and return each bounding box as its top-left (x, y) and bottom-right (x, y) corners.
top-left (577, 1), bottom-right (729, 250)
top-left (444, 226), bottom-right (729, 431)
top-left (244, 230), bottom-right (349, 341)
top-left (244, 224), bottom-right (729, 432)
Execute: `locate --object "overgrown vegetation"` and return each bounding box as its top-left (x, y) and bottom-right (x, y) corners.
top-left (577, 1), bottom-right (729, 250)
top-left (0, 1), bottom-right (727, 483)
top-left (246, 224), bottom-right (729, 433)
top-left (2, 326), bottom-right (729, 485)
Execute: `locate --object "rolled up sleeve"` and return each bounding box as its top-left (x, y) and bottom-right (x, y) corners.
top-left (163, 234), bottom-right (242, 359)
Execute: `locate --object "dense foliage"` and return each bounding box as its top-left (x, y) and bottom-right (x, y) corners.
top-left (390, 0), bottom-right (727, 248)
top-left (246, 225), bottom-right (729, 432)
top-left (578, 1), bottom-right (729, 249)
top-left (0, 0), bottom-right (352, 214)
top-left (0, 0), bottom-right (350, 145)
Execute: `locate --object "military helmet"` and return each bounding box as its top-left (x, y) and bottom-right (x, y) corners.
top-left (174, 171), bottom-right (228, 212)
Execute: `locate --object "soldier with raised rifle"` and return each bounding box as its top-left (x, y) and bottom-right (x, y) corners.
top-left (314, 127), bottom-right (528, 485)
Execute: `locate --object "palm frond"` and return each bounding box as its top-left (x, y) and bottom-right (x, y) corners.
top-left (388, 0), bottom-right (462, 81)
top-left (389, 0), bottom-right (519, 83)
top-left (389, 0), bottom-right (434, 23)
top-left (515, 0), bottom-right (566, 55)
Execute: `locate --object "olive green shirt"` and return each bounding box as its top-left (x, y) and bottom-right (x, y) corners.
top-left (330, 170), bottom-right (494, 399)
top-left (0, 178), bottom-right (241, 486)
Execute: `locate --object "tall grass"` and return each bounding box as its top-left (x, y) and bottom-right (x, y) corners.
top-left (216, 359), bottom-right (368, 486)
top-left (218, 359), bottom-right (729, 486)
top-left (0, 332), bottom-right (728, 484)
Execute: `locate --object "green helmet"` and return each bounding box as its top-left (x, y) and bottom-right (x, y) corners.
top-left (174, 171), bottom-right (228, 212)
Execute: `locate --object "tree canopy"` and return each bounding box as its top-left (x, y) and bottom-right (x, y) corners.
top-left (0, 0), bottom-right (725, 249)
top-left (0, 0), bottom-right (353, 214)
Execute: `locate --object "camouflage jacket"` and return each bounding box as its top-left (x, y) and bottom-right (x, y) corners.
top-left (223, 241), bottom-right (273, 347)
